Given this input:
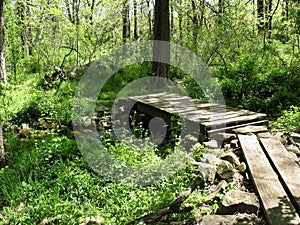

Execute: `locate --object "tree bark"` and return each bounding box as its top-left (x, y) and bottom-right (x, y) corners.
top-left (0, 0), bottom-right (6, 83)
top-left (16, 0), bottom-right (31, 57)
top-left (257, 0), bottom-right (264, 31)
top-left (151, 0), bottom-right (170, 85)
top-left (191, 0), bottom-right (199, 47)
top-left (146, 0), bottom-right (152, 37)
top-left (122, 0), bottom-right (131, 43)
top-left (133, 0), bottom-right (139, 40)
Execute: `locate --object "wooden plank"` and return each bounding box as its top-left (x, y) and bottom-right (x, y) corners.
top-left (260, 138), bottom-right (300, 215)
top-left (233, 125), bottom-right (269, 134)
top-left (202, 113), bottom-right (266, 128)
top-left (184, 111), bottom-right (258, 123)
top-left (207, 120), bottom-right (268, 134)
top-left (238, 134), bottom-right (300, 225)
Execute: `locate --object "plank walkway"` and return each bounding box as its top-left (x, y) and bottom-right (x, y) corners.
top-left (238, 133), bottom-right (300, 225)
top-left (116, 92), bottom-right (300, 224)
top-left (116, 92), bottom-right (267, 140)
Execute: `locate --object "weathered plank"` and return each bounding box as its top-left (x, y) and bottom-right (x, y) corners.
top-left (202, 113), bottom-right (266, 128)
top-left (238, 134), bottom-right (300, 225)
top-left (207, 120), bottom-right (268, 135)
top-left (260, 138), bottom-right (300, 215)
top-left (233, 125), bottom-right (268, 134)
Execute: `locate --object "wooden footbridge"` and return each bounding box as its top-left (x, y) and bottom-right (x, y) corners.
top-left (115, 92), bottom-right (300, 224)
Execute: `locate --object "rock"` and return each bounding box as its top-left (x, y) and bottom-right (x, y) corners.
top-left (212, 133), bottom-right (237, 143)
top-left (201, 214), bottom-right (260, 225)
top-left (224, 143), bottom-right (232, 150)
top-left (286, 145), bottom-right (300, 155)
top-left (233, 125), bottom-right (268, 134)
top-left (197, 162), bottom-right (217, 182)
top-left (274, 132), bottom-right (287, 145)
top-left (201, 153), bottom-right (222, 165)
top-left (218, 190), bottom-right (259, 214)
top-left (233, 172), bottom-right (244, 188)
top-left (203, 139), bottom-right (219, 149)
top-left (182, 134), bottom-right (199, 150)
top-left (237, 162), bottom-right (247, 172)
top-left (205, 180), bottom-right (228, 202)
top-left (257, 132), bottom-right (273, 138)
top-left (217, 160), bottom-right (236, 180)
top-left (230, 139), bottom-right (239, 149)
top-left (220, 152), bottom-right (240, 166)
top-left (19, 123), bottom-right (32, 137)
top-left (291, 132), bottom-right (300, 144)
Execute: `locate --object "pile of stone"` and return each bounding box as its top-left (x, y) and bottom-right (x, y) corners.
top-left (184, 132), bottom-right (265, 225)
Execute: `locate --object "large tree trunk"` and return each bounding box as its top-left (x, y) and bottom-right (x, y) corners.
top-left (151, 0), bottom-right (170, 85)
top-left (122, 0), bottom-right (130, 44)
top-left (0, 0), bottom-right (6, 83)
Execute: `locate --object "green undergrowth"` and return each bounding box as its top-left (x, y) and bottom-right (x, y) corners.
top-left (0, 132), bottom-right (228, 225)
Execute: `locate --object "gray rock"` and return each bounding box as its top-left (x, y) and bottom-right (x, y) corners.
top-left (237, 162), bottom-right (247, 172)
top-left (197, 162), bottom-right (217, 182)
top-left (230, 139), bottom-right (239, 149)
top-left (274, 132), bottom-right (287, 145)
top-left (201, 153), bottom-right (222, 165)
top-left (218, 190), bottom-right (259, 214)
top-left (203, 139), bottom-right (219, 149)
top-left (257, 132), bottom-right (273, 138)
top-left (221, 152), bottom-right (241, 166)
top-left (286, 145), bottom-right (300, 155)
top-left (224, 143), bottom-right (232, 150)
top-left (201, 214), bottom-right (260, 225)
top-left (291, 132), bottom-right (300, 144)
top-left (205, 180), bottom-right (228, 202)
top-left (182, 134), bottom-right (199, 150)
top-left (212, 133), bottom-right (237, 143)
top-left (217, 160), bottom-right (236, 180)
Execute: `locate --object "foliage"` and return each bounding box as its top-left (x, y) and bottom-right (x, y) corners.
top-left (273, 106), bottom-right (300, 134)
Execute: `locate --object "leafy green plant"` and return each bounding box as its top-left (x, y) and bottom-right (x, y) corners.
top-left (273, 106), bottom-right (300, 134)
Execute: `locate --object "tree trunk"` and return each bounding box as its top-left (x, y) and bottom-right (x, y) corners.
top-left (133, 0), bottom-right (139, 40)
top-left (16, 0), bottom-right (31, 57)
top-left (0, 0), bottom-right (6, 84)
top-left (257, 0), bottom-right (264, 31)
top-left (191, 0), bottom-right (199, 47)
top-left (146, 0), bottom-right (152, 37)
top-left (151, 0), bottom-right (170, 85)
top-left (122, 0), bottom-right (130, 44)
top-left (218, 0), bottom-right (224, 23)
top-left (178, 0), bottom-right (183, 42)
